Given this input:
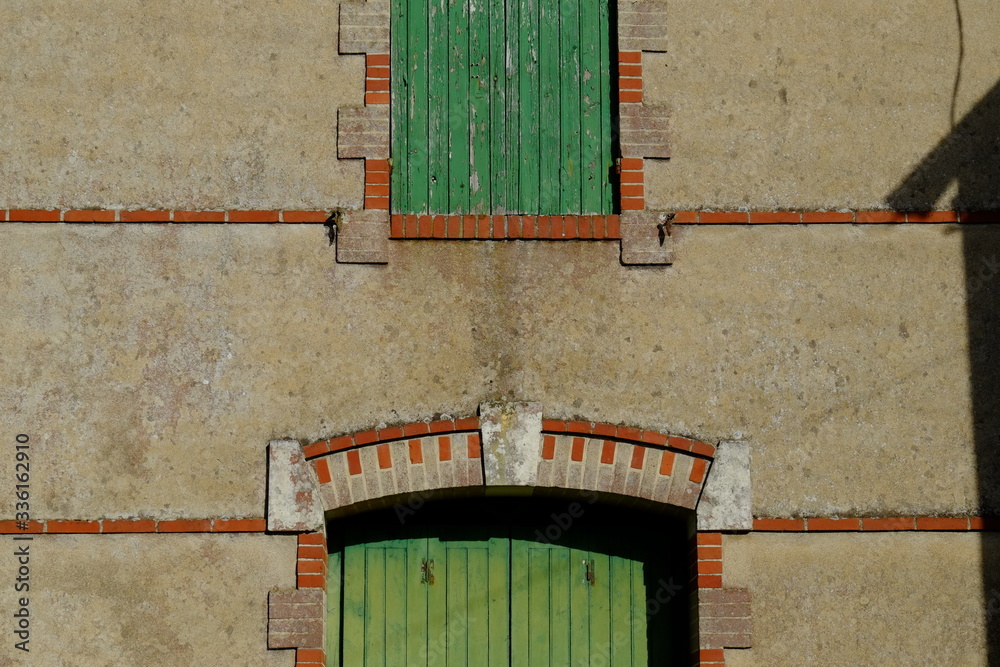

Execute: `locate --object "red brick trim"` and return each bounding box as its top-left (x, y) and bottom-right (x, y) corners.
top-left (388, 214), bottom-right (622, 240)
top-left (687, 210), bottom-right (983, 223)
top-left (303, 417), bottom-right (480, 459)
top-left (542, 420), bottom-right (716, 459)
top-left (4, 209), bottom-right (988, 229)
top-left (365, 54), bottom-right (391, 106)
top-left (1, 210), bottom-right (333, 223)
top-left (753, 516), bottom-right (1000, 532)
top-left (308, 415), bottom-right (719, 515)
top-left (0, 518), bottom-right (267, 534)
top-left (690, 532), bottom-right (752, 665)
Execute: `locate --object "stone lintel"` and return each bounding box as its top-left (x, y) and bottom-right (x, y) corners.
top-left (696, 440), bottom-right (752, 532)
top-left (267, 440), bottom-right (325, 533)
top-left (480, 402), bottom-right (543, 487)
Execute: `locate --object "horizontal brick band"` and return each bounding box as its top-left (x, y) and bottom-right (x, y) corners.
top-left (303, 417), bottom-right (480, 459)
top-left (389, 214), bottom-right (622, 240)
top-left (0, 518), bottom-right (266, 534)
top-left (753, 516), bottom-right (1000, 532)
top-left (0, 210), bottom-right (332, 223)
top-left (672, 210), bottom-right (992, 223)
top-left (268, 588), bottom-right (325, 649)
top-left (2, 210), bottom-right (992, 227)
top-left (542, 419), bottom-right (715, 458)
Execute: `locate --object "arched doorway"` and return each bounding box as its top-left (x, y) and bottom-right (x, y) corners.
top-left (327, 497), bottom-right (691, 666)
top-left (265, 403), bottom-right (752, 666)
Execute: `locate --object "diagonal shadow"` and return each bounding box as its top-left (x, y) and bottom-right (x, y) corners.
top-left (886, 78), bottom-right (1000, 664)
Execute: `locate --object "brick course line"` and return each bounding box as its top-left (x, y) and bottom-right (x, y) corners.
top-left (752, 516), bottom-right (999, 531)
top-left (302, 418), bottom-right (481, 460)
top-left (0, 519), bottom-right (268, 534)
top-left (2, 210), bottom-right (993, 226)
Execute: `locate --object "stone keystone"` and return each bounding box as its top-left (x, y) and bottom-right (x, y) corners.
top-left (267, 440), bottom-right (325, 532)
top-left (696, 440), bottom-right (752, 531)
top-left (479, 402), bottom-right (543, 487)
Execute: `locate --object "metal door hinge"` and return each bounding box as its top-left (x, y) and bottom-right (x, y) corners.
top-left (583, 559), bottom-right (595, 586)
top-left (420, 558), bottom-right (434, 584)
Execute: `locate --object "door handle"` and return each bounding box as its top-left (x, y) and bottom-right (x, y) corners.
top-left (420, 558), bottom-right (434, 585)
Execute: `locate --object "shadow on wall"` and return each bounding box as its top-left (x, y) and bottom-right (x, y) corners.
top-left (885, 79), bottom-right (1000, 212)
top-left (886, 78), bottom-right (1000, 665)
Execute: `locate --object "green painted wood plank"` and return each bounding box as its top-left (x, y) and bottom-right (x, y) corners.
top-left (384, 548), bottom-right (408, 667)
top-left (598, 0), bottom-right (612, 213)
top-left (487, 537), bottom-right (510, 667)
top-left (427, 0), bottom-right (451, 212)
top-left (536, 0), bottom-right (560, 213)
top-left (448, 0), bottom-right (471, 212)
top-left (342, 542), bottom-right (367, 667)
top-left (529, 547), bottom-right (552, 666)
top-left (406, 538), bottom-right (429, 667)
top-left (610, 555), bottom-right (634, 666)
top-left (407, 0), bottom-right (430, 213)
top-left (568, 548), bottom-right (590, 666)
top-left (426, 537), bottom-right (448, 667)
top-left (517, 0), bottom-right (540, 213)
top-left (549, 548), bottom-right (571, 665)
top-left (504, 0), bottom-right (520, 211)
top-left (467, 0), bottom-right (491, 213)
top-left (464, 545), bottom-right (490, 667)
top-left (559, 0), bottom-right (582, 213)
top-left (488, 0), bottom-right (507, 212)
top-left (579, 0), bottom-right (603, 213)
top-left (510, 539), bottom-right (530, 667)
top-left (390, 0), bottom-right (409, 213)
top-left (589, 551), bottom-right (612, 667)
top-left (446, 546), bottom-right (470, 666)
top-left (365, 547), bottom-right (387, 665)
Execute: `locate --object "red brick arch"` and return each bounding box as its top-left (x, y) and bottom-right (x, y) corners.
top-left (302, 415), bottom-right (717, 516)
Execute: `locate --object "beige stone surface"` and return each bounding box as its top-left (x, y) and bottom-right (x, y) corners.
top-left (0, 533), bottom-right (295, 666)
top-left (647, 0), bottom-right (1000, 210)
top-left (724, 532), bottom-right (997, 666)
top-left (2, 2), bottom-right (998, 211)
top-left (0, 1), bottom-right (364, 210)
top-left (0, 224), bottom-right (982, 518)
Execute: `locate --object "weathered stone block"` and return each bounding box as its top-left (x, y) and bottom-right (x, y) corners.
top-left (337, 106), bottom-right (390, 159)
top-left (337, 209), bottom-right (389, 264)
top-left (620, 210), bottom-right (673, 265)
top-left (480, 401), bottom-right (543, 487)
top-left (618, 0), bottom-right (669, 52)
top-left (619, 103), bottom-right (670, 159)
top-left (697, 440), bottom-right (752, 531)
top-left (339, 1), bottom-right (391, 54)
top-left (267, 440), bottom-right (324, 533)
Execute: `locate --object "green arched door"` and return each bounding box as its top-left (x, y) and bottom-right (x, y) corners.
top-left (327, 499), bottom-right (688, 666)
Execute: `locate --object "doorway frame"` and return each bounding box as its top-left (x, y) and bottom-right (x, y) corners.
top-left (264, 402), bottom-right (752, 667)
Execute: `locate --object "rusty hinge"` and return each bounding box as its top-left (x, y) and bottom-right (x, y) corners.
top-left (420, 558), bottom-right (434, 585)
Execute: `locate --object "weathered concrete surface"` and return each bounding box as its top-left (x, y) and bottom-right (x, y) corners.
top-left (267, 440), bottom-right (323, 532)
top-left (0, 534), bottom-right (295, 666)
top-left (724, 532), bottom-right (999, 666)
top-left (697, 441), bottom-right (752, 532)
top-left (0, 1), bottom-right (363, 210)
top-left (648, 0), bottom-right (1000, 210)
top-left (1, 2), bottom-right (998, 212)
top-left (0, 224), bottom-right (982, 519)
top-left (480, 402), bottom-right (543, 487)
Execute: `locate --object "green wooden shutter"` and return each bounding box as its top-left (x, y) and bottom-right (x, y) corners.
top-left (509, 536), bottom-right (648, 666)
top-left (390, 0), bottom-right (613, 215)
top-left (339, 528), bottom-right (509, 666)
